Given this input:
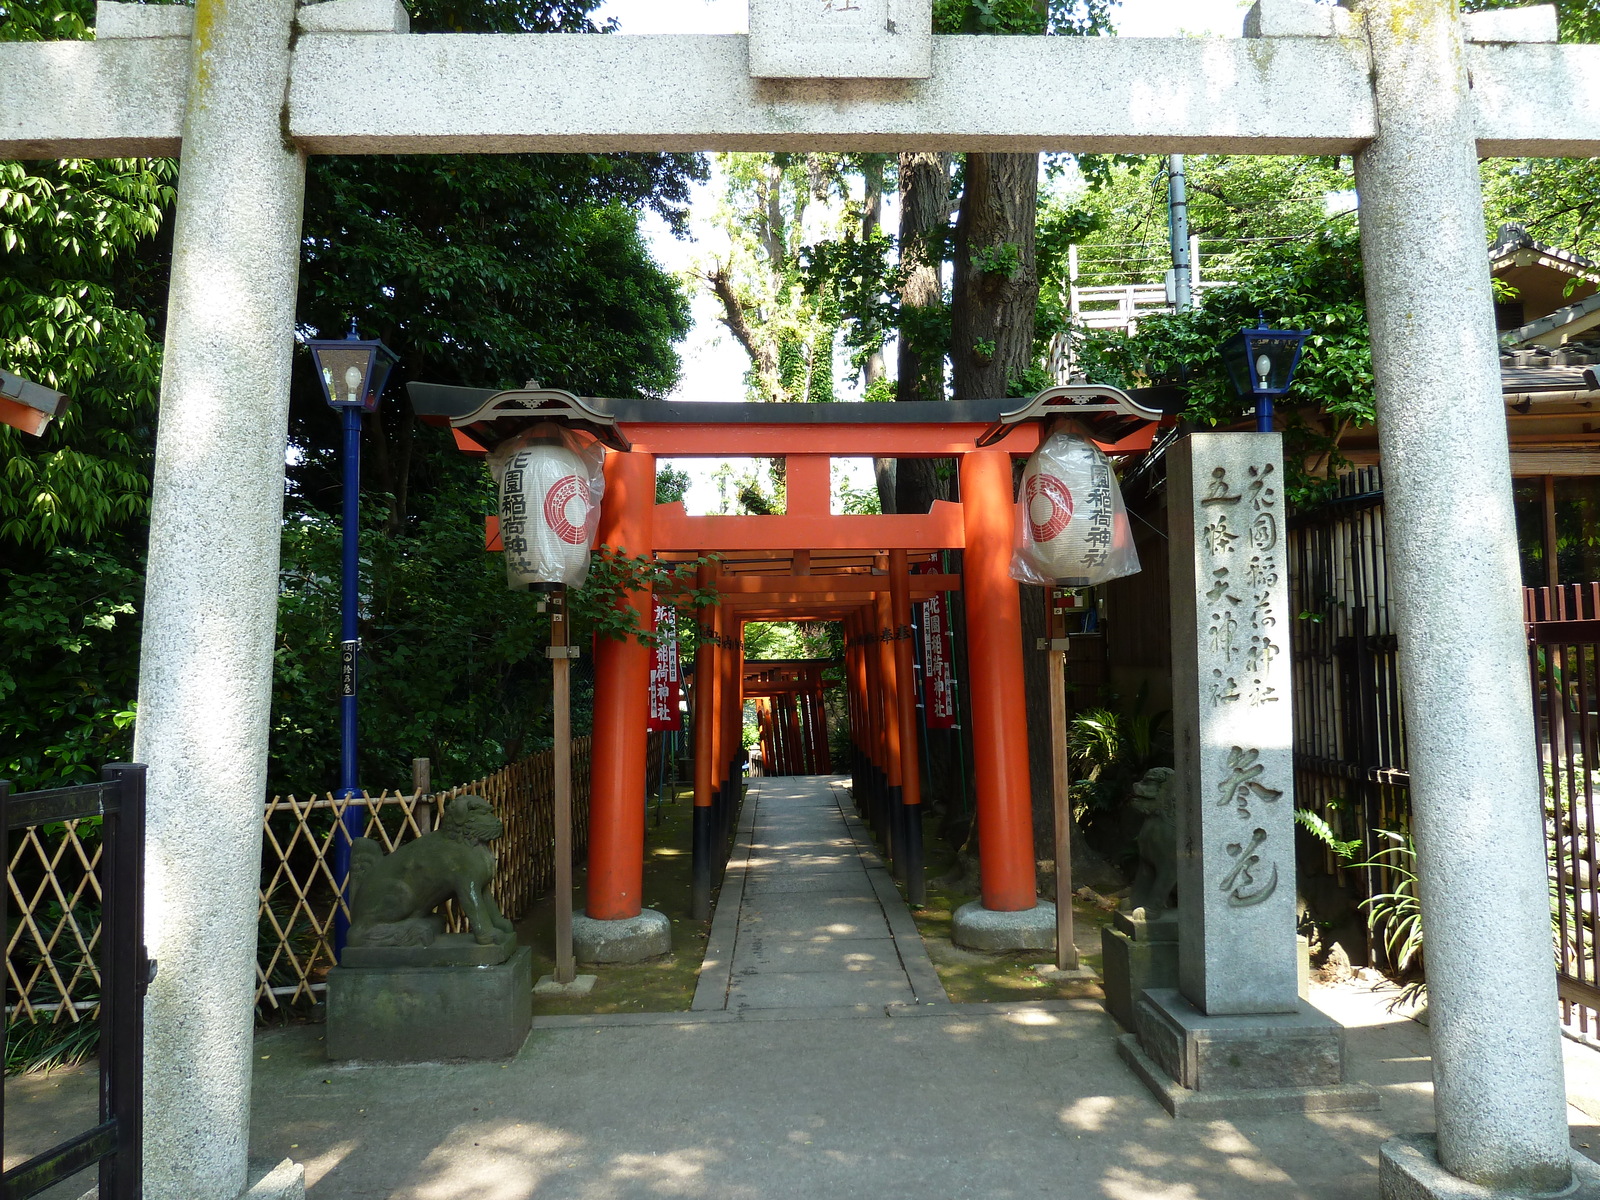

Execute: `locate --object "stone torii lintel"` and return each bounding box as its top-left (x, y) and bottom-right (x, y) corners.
top-left (4, 12), bottom-right (1600, 158)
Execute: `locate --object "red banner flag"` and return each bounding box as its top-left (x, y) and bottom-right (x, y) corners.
top-left (647, 597), bottom-right (683, 732)
top-left (916, 563), bottom-right (957, 730)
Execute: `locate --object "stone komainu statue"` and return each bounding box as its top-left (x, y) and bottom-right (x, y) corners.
top-left (1124, 766), bottom-right (1178, 917)
top-left (347, 794), bottom-right (517, 954)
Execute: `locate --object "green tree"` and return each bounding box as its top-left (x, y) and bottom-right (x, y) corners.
top-left (697, 153), bottom-right (852, 403)
top-left (0, 0), bottom-right (176, 788)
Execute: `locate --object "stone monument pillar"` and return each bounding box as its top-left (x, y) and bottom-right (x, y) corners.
top-left (1118, 433), bottom-right (1374, 1117)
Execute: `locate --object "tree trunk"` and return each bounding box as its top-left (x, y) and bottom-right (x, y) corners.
top-left (895, 150), bottom-right (952, 517)
top-left (950, 152), bottom-right (1039, 402)
top-left (951, 151), bottom-right (1054, 881)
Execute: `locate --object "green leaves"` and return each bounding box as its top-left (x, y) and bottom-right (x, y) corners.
top-left (0, 158), bottom-right (173, 550)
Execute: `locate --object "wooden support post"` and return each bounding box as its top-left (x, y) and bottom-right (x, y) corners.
top-left (549, 587), bottom-right (576, 983)
top-left (1047, 588), bottom-right (1079, 970)
top-left (412, 757), bottom-right (432, 833)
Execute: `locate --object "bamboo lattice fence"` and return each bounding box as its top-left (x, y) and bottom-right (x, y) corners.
top-left (7, 738), bottom-right (596, 1028)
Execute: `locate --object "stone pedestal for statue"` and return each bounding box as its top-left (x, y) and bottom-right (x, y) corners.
top-left (327, 945), bottom-right (533, 1062)
top-left (1102, 910), bottom-right (1179, 1032)
top-left (325, 794), bottom-right (532, 1062)
top-left (1122, 433), bottom-right (1376, 1118)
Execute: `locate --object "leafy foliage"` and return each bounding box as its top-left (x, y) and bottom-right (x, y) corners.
top-left (1354, 830), bottom-right (1426, 1009)
top-left (933, 0), bottom-right (1117, 35)
top-left (1071, 230), bottom-right (1373, 503)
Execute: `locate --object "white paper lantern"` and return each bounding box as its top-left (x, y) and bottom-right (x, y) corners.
top-left (490, 432), bottom-right (600, 589)
top-left (1013, 429), bottom-right (1140, 586)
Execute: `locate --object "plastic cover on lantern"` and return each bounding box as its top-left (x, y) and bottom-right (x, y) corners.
top-left (1010, 428), bottom-right (1141, 587)
top-left (487, 422), bottom-right (606, 590)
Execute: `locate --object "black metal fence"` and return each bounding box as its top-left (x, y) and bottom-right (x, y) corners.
top-left (3, 763), bottom-right (150, 1200)
top-left (1526, 583), bottom-right (1600, 1036)
top-left (1287, 466), bottom-right (1412, 962)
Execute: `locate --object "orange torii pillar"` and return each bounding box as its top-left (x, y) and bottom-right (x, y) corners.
top-left (785, 693), bottom-right (804, 774)
top-left (691, 558), bottom-right (718, 919)
top-left (721, 617), bottom-right (744, 844)
top-left (845, 613), bottom-right (867, 810)
top-left (875, 588), bottom-right (904, 864)
top-left (814, 664), bottom-right (833, 774)
top-left (859, 606), bottom-right (887, 840)
top-left (890, 550), bottom-right (926, 904)
top-left (580, 449), bottom-right (671, 961)
top-left (954, 449), bottom-right (1054, 949)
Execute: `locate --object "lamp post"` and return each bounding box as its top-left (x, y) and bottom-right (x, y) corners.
top-left (305, 321), bottom-right (398, 955)
top-left (1221, 318), bottom-right (1311, 432)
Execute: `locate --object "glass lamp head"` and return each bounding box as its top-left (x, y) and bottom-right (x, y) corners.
top-left (306, 322), bottom-right (399, 413)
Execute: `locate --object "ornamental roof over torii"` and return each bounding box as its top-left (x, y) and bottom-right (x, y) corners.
top-left (409, 384), bottom-right (1161, 570)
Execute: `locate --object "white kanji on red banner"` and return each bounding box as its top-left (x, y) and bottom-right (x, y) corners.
top-left (647, 597), bottom-right (682, 732)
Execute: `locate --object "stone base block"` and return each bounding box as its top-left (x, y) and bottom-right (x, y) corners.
top-left (1101, 923), bottom-right (1179, 1031)
top-left (341, 932), bottom-right (513, 969)
top-left (1122, 987), bottom-right (1379, 1118)
top-left (243, 1157), bottom-right (307, 1200)
top-left (77, 1155), bottom-right (304, 1200)
top-left (535, 972), bottom-right (597, 996)
top-left (951, 900), bottom-right (1056, 951)
top-left (1380, 1136), bottom-right (1600, 1200)
top-left (326, 945), bottom-right (532, 1062)
top-left (1118, 1034), bottom-right (1379, 1119)
top-left (573, 909), bottom-right (671, 963)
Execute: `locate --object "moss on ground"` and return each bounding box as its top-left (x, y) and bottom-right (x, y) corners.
top-left (516, 783), bottom-right (715, 1016)
top-left (893, 813), bottom-right (1118, 1005)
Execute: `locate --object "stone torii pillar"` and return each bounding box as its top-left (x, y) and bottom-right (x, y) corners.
top-left (127, 0), bottom-right (307, 1197)
top-left (1355, 0), bottom-right (1586, 1193)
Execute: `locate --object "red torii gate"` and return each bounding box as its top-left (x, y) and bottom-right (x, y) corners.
top-left (413, 387), bottom-right (1155, 942)
top-left (743, 659), bottom-right (835, 778)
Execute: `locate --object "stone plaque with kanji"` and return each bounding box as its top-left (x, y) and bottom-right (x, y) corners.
top-left (748, 0), bottom-right (933, 79)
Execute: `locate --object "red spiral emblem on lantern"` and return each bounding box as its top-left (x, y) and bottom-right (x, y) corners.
top-left (543, 475), bottom-right (591, 546)
top-left (1026, 473), bottom-right (1074, 543)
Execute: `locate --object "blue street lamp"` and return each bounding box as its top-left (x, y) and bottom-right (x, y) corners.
top-left (1222, 319), bottom-right (1311, 433)
top-left (305, 321), bottom-right (398, 954)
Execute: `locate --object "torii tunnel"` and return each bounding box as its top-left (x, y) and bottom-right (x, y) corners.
top-left (411, 387), bottom-right (1155, 930)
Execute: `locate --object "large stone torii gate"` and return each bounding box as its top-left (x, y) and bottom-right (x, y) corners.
top-left (6, 0), bottom-right (1600, 1196)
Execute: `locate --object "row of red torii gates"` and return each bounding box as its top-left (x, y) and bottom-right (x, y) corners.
top-left (745, 660), bottom-right (833, 779)
top-left (415, 385), bottom-right (1156, 930)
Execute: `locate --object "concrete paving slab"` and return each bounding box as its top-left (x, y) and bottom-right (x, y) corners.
top-left (737, 936), bottom-right (904, 973)
top-left (728, 971), bottom-right (919, 1009)
top-left (742, 872), bottom-right (869, 896)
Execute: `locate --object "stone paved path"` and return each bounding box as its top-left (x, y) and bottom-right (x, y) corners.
top-left (691, 774), bottom-right (946, 1012)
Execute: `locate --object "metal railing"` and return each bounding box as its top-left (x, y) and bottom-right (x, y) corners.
top-left (3, 764), bottom-right (149, 1200)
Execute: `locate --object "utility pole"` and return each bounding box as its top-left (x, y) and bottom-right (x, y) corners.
top-left (1167, 154), bottom-right (1193, 313)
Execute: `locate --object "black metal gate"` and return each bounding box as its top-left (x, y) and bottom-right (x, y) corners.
top-left (3, 763), bottom-right (151, 1200)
